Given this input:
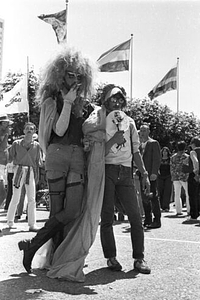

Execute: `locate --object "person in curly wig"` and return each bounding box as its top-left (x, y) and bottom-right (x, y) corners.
top-left (18, 44), bottom-right (98, 278)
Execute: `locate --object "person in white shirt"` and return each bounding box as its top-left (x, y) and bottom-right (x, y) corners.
top-left (6, 122), bottom-right (42, 231)
top-left (100, 84), bottom-right (151, 274)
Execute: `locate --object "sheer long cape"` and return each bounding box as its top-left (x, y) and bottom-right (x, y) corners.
top-left (33, 106), bottom-right (106, 282)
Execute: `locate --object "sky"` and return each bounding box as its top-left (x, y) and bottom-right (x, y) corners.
top-left (1, 0), bottom-right (200, 118)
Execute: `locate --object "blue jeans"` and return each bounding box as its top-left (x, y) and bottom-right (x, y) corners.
top-left (100, 164), bottom-right (144, 259)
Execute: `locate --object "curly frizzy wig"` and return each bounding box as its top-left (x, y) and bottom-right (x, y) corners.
top-left (36, 44), bottom-right (97, 105)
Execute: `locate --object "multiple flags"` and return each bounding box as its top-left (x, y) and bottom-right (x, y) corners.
top-left (38, 10), bottom-right (67, 43)
top-left (97, 39), bottom-right (131, 72)
top-left (148, 66), bottom-right (177, 100)
top-left (2, 1), bottom-right (178, 117)
top-left (0, 75), bottom-right (29, 114)
top-left (97, 37), bottom-right (178, 103)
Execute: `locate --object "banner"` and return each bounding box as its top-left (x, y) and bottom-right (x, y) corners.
top-left (97, 39), bottom-right (131, 72)
top-left (0, 76), bottom-right (29, 114)
top-left (148, 66), bottom-right (177, 100)
top-left (38, 10), bottom-right (67, 43)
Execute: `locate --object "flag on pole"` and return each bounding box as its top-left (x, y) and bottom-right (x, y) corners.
top-left (0, 75), bottom-right (29, 114)
top-left (38, 10), bottom-right (67, 43)
top-left (97, 39), bottom-right (131, 72)
top-left (148, 66), bottom-right (177, 100)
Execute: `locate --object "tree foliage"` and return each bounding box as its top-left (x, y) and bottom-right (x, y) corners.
top-left (92, 83), bottom-right (200, 152)
top-left (2, 75), bottom-right (200, 152)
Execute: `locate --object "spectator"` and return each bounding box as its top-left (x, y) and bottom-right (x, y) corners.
top-left (0, 114), bottom-right (13, 207)
top-left (139, 123), bottom-right (161, 229)
top-left (6, 122), bottom-right (42, 231)
top-left (4, 161), bottom-right (14, 211)
top-left (170, 141), bottom-right (190, 216)
top-left (182, 136), bottom-right (200, 220)
top-left (158, 147), bottom-right (172, 212)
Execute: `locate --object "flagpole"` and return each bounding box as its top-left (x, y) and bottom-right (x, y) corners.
top-left (130, 34), bottom-right (133, 101)
top-left (27, 56), bottom-right (30, 122)
top-left (177, 57), bottom-right (179, 113)
top-left (65, 0), bottom-right (69, 42)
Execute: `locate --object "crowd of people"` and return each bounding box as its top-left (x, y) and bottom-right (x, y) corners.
top-left (0, 43), bottom-right (200, 282)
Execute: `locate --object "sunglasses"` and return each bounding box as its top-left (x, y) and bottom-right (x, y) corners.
top-left (66, 71), bottom-right (82, 82)
top-left (109, 95), bottom-right (125, 104)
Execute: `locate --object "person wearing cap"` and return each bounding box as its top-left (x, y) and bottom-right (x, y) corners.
top-left (0, 114), bottom-right (13, 208)
top-left (6, 122), bottom-right (42, 231)
top-left (99, 83), bottom-right (151, 274)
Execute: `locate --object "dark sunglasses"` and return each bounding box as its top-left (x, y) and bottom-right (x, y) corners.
top-left (66, 71), bottom-right (82, 82)
top-left (109, 95), bottom-right (125, 104)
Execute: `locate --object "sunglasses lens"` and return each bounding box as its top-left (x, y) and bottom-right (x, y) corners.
top-left (67, 72), bottom-right (76, 79)
top-left (119, 98), bottom-right (125, 104)
top-left (77, 74), bottom-right (82, 82)
top-left (67, 72), bottom-right (82, 82)
top-left (110, 96), bottom-right (124, 104)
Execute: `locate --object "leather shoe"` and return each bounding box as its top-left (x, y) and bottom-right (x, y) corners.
top-left (18, 240), bottom-right (33, 273)
top-left (147, 221), bottom-right (161, 229)
top-left (143, 220), bottom-right (152, 227)
top-left (134, 259), bottom-right (151, 274)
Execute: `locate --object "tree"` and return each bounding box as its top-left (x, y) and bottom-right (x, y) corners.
top-left (2, 75), bottom-right (200, 151)
top-left (92, 82), bottom-right (200, 151)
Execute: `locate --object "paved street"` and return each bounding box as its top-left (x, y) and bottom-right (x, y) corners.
top-left (0, 203), bottom-right (200, 300)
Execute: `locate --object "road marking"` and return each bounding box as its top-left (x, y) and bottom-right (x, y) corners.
top-left (145, 237), bottom-right (200, 244)
top-left (114, 234), bottom-right (200, 244)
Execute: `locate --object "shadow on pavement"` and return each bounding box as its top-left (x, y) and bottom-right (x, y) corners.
top-left (182, 219), bottom-right (200, 225)
top-left (0, 267), bottom-right (138, 300)
top-left (163, 214), bottom-right (186, 219)
top-left (0, 228), bottom-right (28, 236)
top-left (85, 267), bottom-right (138, 285)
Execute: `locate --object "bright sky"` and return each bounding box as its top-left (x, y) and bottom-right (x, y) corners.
top-left (1, 0), bottom-right (200, 118)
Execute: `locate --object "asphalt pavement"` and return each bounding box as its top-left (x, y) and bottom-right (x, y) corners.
top-left (0, 203), bottom-right (200, 300)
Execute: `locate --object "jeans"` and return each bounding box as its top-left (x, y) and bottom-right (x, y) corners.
top-left (45, 144), bottom-right (85, 225)
top-left (100, 164), bottom-right (144, 259)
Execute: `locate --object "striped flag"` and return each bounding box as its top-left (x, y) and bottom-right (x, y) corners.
top-left (0, 75), bottom-right (29, 114)
top-left (38, 10), bottom-right (67, 43)
top-left (148, 66), bottom-right (177, 100)
top-left (97, 39), bottom-right (131, 72)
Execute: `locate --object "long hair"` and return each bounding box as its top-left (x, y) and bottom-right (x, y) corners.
top-left (36, 44), bottom-right (97, 105)
top-left (161, 146), bottom-right (171, 158)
